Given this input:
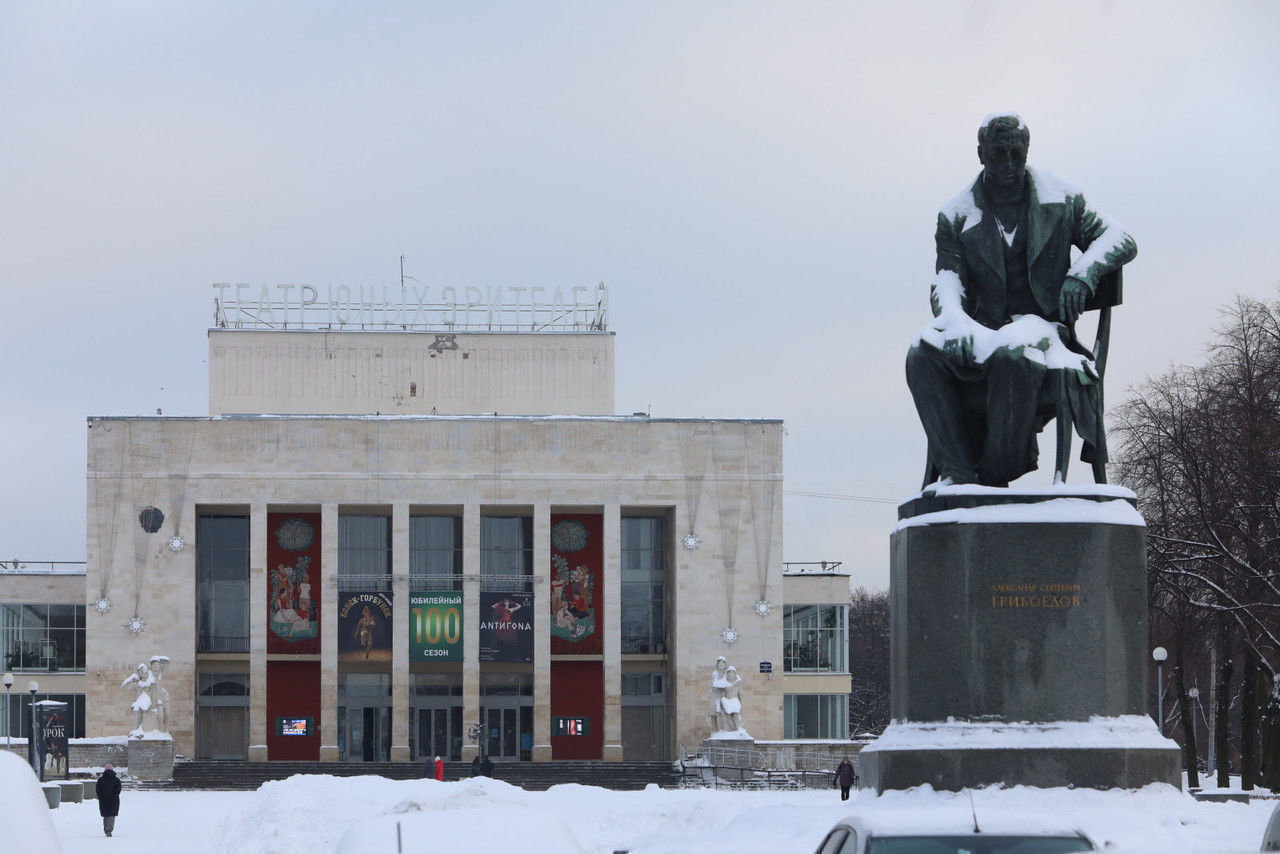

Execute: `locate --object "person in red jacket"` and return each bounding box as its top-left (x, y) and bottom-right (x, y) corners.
top-left (434, 755), bottom-right (444, 781)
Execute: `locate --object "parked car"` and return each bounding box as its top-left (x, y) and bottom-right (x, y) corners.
top-left (1261, 800), bottom-right (1280, 851)
top-left (813, 806), bottom-right (1097, 854)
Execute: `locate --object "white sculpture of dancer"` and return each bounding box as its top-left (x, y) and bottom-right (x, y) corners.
top-left (719, 666), bottom-right (744, 732)
top-left (121, 662), bottom-right (156, 737)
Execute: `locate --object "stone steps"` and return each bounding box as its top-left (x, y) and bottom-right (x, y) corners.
top-left (158, 760), bottom-right (683, 791)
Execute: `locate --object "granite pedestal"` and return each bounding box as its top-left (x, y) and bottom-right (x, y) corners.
top-left (858, 486), bottom-right (1181, 792)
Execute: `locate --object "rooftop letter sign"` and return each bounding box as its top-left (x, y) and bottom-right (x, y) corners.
top-left (212, 281), bottom-right (609, 333)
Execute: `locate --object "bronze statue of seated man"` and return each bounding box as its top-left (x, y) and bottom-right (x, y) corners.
top-left (906, 113), bottom-right (1136, 487)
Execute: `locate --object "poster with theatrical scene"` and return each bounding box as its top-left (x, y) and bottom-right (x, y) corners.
top-left (410, 591), bottom-right (463, 662)
top-left (35, 700), bottom-right (69, 781)
top-left (550, 515), bottom-right (602, 655)
top-left (479, 591), bottom-right (533, 663)
top-left (338, 592), bottom-right (393, 662)
top-left (268, 513), bottom-right (320, 654)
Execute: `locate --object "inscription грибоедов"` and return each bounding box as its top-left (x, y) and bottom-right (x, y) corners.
top-left (989, 582), bottom-right (1081, 609)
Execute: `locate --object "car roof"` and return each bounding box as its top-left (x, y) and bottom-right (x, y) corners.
top-left (834, 806), bottom-right (1089, 839)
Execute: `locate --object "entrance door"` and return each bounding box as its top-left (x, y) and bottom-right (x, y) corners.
top-left (416, 707), bottom-right (459, 761)
top-left (343, 705), bottom-right (390, 761)
top-left (485, 706), bottom-right (519, 760)
top-left (197, 706), bottom-right (248, 760)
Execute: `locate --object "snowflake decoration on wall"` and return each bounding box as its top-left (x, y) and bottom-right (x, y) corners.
top-left (275, 517), bottom-right (315, 552)
top-left (681, 533), bottom-right (702, 551)
top-left (94, 596), bottom-right (112, 615)
top-left (551, 519), bottom-right (588, 553)
top-left (124, 616), bottom-right (147, 635)
top-left (753, 599), bottom-right (772, 617)
top-left (167, 535), bottom-right (187, 553)
top-left (720, 626), bottom-right (739, 645)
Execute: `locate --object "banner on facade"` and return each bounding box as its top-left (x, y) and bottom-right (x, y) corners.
top-left (338, 592), bottom-right (394, 662)
top-left (409, 591), bottom-right (463, 662)
top-left (550, 514), bottom-right (603, 655)
top-left (267, 513), bottom-right (321, 654)
top-left (34, 700), bottom-right (69, 781)
top-left (479, 591), bottom-right (533, 663)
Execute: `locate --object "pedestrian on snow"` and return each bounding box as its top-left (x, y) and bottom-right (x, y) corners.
top-left (471, 754), bottom-right (483, 777)
top-left (834, 757), bottom-right (856, 801)
top-left (481, 754), bottom-right (494, 776)
top-left (434, 755), bottom-right (445, 781)
top-left (96, 763), bottom-right (123, 837)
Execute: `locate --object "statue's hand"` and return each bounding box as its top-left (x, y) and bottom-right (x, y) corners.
top-left (1059, 277), bottom-right (1088, 325)
top-left (933, 310), bottom-right (977, 366)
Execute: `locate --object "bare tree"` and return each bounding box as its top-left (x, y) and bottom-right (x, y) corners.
top-left (848, 587), bottom-right (890, 736)
top-left (1113, 294), bottom-right (1280, 789)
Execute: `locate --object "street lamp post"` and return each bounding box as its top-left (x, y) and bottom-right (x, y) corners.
top-left (27, 680), bottom-right (39, 777)
top-left (2, 673), bottom-right (13, 752)
top-left (1152, 647), bottom-right (1168, 736)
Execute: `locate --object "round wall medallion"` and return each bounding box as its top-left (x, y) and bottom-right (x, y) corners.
top-left (720, 626), bottom-right (739, 645)
top-left (681, 533), bottom-right (702, 550)
top-left (94, 596), bottom-right (113, 615)
top-left (167, 535), bottom-right (187, 552)
top-left (753, 599), bottom-right (772, 617)
top-left (124, 616), bottom-right (147, 635)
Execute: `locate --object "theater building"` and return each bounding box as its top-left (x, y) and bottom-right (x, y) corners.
top-left (73, 284), bottom-right (846, 764)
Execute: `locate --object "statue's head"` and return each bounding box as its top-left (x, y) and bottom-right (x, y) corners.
top-left (715, 656), bottom-right (727, 670)
top-left (977, 113), bottom-right (1029, 196)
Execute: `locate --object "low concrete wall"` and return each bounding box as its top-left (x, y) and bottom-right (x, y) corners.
top-left (127, 738), bottom-right (175, 782)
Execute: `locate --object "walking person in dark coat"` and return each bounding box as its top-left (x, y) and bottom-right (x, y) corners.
top-left (96, 763), bottom-right (122, 836)
top-left (834, 757), bottom-right (856, 801)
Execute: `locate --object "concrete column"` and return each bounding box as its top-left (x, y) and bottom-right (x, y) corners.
top-left (461, 502), bottom-right (481, 762)
top-left (602, 503), bottom-right (623, 761)
top-left (319, 503), bottom-right (340, 761)
top-left (531, 504), bottom-right (552, 761)
top-left (248, 502), bottom-right (268, 762)
top-left (391, 503), bottom-right (411, 762)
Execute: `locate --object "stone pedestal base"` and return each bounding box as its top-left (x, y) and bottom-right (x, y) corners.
top-left (127, 737), bottom-right (174, 782)
top-left (858, 718), bottom-right (1180, 793)
top-left (390, 744), bottom-right (411, 762)
top-left (248, 744), bottom-right (268, 762)
top-left (531, 744), bottom-right (553, 762)
top-left (602, 743), bottom-right (624, 762)
top-left (870, 487), bottom-right (1181, 791)
top-left (319, 744), bottom-right (340, 762)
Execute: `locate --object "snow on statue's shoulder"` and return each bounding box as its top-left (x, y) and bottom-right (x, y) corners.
top-left (939, 177), bottom-right (982, 231)
top-left (1028, 167), bottom-right (1080, 205)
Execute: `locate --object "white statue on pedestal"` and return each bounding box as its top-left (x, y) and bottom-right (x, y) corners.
top-left (121, 662), bottom-right (155, 737)
top-left (121, 655), bottom-right (172, 737)
top-left (708, 657), bottom-right (748, 736)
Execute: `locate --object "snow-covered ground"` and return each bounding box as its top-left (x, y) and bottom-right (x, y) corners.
top-left (39, 774), bottom-right (1278, 853)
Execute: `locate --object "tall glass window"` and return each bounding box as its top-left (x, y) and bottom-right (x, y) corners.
top-left (784, 694), bottom-right (848, 739)
top-left (197, 515), bottom-right (250, 654)
top-left (0, 604), bottom-right (85, 671)
top-left (783, 604), bottom-right (848, 672)
top-left (339, 515), bottom-right (391, 591)
top-left (621, 516), bottom-right (666, 654)
top-left (480, 516), bottom-right (532, 591)
top-left (410, 515), bottom-right (462, 590)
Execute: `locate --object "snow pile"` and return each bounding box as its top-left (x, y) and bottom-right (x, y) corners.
top-left (0, 751), bottom-right (63, 852)
top-left (44, 772), bottom-right (1280, 853)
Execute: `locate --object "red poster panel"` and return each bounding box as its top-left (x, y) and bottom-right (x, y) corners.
top-left (267, 513), bottom-right (320, 655)
top-left (550, 514), bottom-right (603, 655)
top-left (266, 661), bottom-right (320, 760)
top-left (550, 661), bottom-right (603, 760)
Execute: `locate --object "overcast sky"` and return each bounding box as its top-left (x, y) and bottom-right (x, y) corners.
top-left (2, 2), bottom-right (1277, 592)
